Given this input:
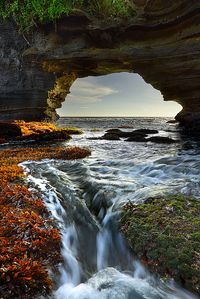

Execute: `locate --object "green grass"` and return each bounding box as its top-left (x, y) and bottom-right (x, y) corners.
top-left (0, 0), bottom-right (136, 32)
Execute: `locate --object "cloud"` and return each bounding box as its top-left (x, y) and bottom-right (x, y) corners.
top-left (80, 106), bottom-right (89, 109)
top-left (67, 79), bottom-right (118, 103)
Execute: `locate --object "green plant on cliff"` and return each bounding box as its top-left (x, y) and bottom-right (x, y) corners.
top-left (120, 195), bottom-right (200, 294)
top-left (0, 0), bottom-right (135, 32)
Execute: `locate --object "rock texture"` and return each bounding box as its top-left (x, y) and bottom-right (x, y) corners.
top-left (0, 20), bottom-right (55, 120)
top-left (1, 1), bottom-right (200, 125)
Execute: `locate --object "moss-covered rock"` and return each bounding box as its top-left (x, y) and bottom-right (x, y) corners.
top-left (59, 127), bottom-right (83, 135)
top-left (120, 195), bottom-right (200, 294)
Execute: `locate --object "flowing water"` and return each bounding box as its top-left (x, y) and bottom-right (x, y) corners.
top-left (21, 117), bottom-right (200, 299)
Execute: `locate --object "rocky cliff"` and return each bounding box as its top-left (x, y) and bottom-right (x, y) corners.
top-left (0, 0), bottom-right (200, 126)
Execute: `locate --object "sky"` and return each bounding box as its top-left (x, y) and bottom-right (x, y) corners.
top-left (57, 73), bottom-right (182, 117)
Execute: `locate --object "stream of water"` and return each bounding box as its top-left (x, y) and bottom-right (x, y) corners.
top-left (22, 117), bottom-right (200, 299)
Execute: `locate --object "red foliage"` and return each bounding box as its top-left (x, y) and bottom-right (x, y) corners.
top-left (0, 143), bottom-right (91, 298)
top-left (0, 184), bottom-right (61, 298)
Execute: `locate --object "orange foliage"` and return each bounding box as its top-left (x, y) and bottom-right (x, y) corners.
top-left (14, 120), bottom-right (58, 136)
top-left (0, 146), bottom-right (91, 166)
top-left (0, 184), bottom-right (61, 298)
top-left (0, 146), bottom-right (90, 185)
top-left (0, 165), bottom-right (24, 184)
top-left (0, 145), bottom-right (91, 298)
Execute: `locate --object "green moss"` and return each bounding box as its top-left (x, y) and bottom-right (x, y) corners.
top-left (120, 195), bottom-right (200, 294)
top-left (0, 0), bottom-right (136, 32)
top-left (59, 127), bottom-right (83, 135)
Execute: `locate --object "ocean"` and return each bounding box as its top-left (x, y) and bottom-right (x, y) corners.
top-left (22, 117), bottom-right (199, 299)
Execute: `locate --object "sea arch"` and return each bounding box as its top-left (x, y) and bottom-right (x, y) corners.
top-left (0, 0), bottom-right (199, 127)
top-left (55, 73), bottom-right (181, 118)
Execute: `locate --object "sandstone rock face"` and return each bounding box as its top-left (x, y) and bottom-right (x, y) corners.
top-left (0, 20), bottom-right (55, 121)
top-left (0, 1), bottom-right (200, 126)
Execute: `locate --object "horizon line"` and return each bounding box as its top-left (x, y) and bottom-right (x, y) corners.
top-left (59, 115), bottom-right (175, 118)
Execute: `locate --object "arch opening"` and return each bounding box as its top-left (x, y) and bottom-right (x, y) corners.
top-left (56, 73), bottom-right (182, 118)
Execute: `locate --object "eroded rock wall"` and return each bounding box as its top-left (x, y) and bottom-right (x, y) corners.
top-left (1, 1), bottom-right (200, 125)
top-left (0, 20), bottom-right (55, 120)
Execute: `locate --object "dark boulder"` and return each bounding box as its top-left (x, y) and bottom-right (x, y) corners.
top-left (106, 129), bottom-right (122, 134)
top-left (125, 136), bottom-right (147, 142)
top-left (132, 129), bottom-right (158, 134)
top-left (15, 131), bottom-right (71, 143)
top-left (102, 133), bottom-right (120, 140)
top-left (0, 122), bottom-right (22, 138)
top-left (147, 136), bottom-right (177, 144)
top-left (106, 129), bottom-right (147, 138)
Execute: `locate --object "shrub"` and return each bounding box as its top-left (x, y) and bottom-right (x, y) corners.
top-left (0, 0), bottom-right (135, 32)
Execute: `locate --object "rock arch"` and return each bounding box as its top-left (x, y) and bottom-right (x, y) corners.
top-left (0, 0), bottom-right (200, 127)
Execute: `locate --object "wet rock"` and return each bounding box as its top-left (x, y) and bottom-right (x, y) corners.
top-left (167, 120), bottom-right (178, 124)
top-left (56, 268), bottom-right (148, 299)
top-left (182, 142), bottom-right (194, 150)
top-left (147, 136), bottom-right (177, 144)
top-left (0, 122), bottom-right (22, 138)
top-left (91, 190), bottom-right (112, 218)
top-left (121, 196), bottom-right (200, 294)
top-left (132, 129), bottom-right (158, 135)
top-left (125, 136), bottom-right (147, 142)
top-left (26, 161), bottom-right (100, 279)
top-left (0, 138), bottom-right (6, 144)
top-left (87, 137), bottom-right (103, 140)
top-left (15, 130), bottom-right (71, 143)
top-left (106, 129), bottom-right (123, 135)
top-left (105, 129), bottom-right (147, 139)
top-left (102, 133), bottom-right (120, 140)
top-left (87, 268), bottom-right (145, 299)
top-left (105, 129), bottom-right (129, 138)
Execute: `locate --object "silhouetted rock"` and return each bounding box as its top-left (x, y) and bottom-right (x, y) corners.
top-left (133, 129), bottom-right (158, 134)
top-left (0, 122), bottom-right (22, 138)
top-left (147, 136), bottom-right (177, 144)
top-left (106, 129), bottom-right (123, 135)
top-left (167, 120), bottom-right (178, 124)
top-left (103, 133), bottom-right (120, 140)
top-left (106, 129), bottom-right (147, 138)
top-left (15, 131), bottom-right (71, 143)
top-left (125, 136), bottom-right (147, 142)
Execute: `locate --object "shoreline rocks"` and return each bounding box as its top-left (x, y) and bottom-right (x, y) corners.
top-left (0, 121), bottom-right (83, 145)
top-left (147, 136), bottom-right (177, 144)
top-left (14, 130), bottom-right (71, 143)
top-left (0, 122), bottom-right (22, 138)
top-left (89, 128), bottom-right (178, 144)
top-left (120, 195), bottom-right (200, 295)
